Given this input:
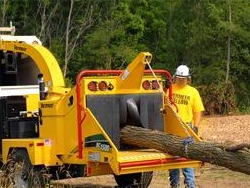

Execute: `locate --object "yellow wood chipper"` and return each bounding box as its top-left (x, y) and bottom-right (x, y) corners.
top-left (0, 26), bottom-right (202, 188)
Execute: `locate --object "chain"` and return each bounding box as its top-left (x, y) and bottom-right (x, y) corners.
top-left (145, 59), bottom-right (164, 93)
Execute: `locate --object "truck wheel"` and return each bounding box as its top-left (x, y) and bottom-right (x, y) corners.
top-left (114, 171), bottom-right (153, 188)
top-left (5, 149), bottom-right (49, 188)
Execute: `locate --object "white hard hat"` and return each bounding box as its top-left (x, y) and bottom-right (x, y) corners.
top-left (175, 65), bottom-right (190, 77)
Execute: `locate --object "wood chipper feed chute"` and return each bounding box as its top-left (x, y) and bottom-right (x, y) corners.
top-left (73, 52), bottom-right (203, 176)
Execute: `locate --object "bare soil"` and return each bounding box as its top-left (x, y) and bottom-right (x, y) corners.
top-left (54, 115), bottom-right (250, 188)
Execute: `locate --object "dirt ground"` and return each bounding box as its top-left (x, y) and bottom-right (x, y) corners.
top-left (54, 115), bottom-right (250, 188)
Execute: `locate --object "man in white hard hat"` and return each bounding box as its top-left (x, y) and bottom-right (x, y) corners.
top-left (169, 65), bottom-right (204, 188)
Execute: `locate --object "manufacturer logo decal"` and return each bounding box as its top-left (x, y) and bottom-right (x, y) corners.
top-left (85, 134), bottom-right (111, 152)
top-left (96, 142), bottom-right (110, 152)
top-left (41, 103), bottom-right (53, 108)
top-left (14, 45), bottom-right (27, 52)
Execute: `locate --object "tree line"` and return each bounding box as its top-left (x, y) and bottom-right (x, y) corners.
top-left (1, 0), bottom-right (250, 114)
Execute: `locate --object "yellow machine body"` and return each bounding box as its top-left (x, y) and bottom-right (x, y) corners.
top-left (0, 34), bottom-right (202, 178)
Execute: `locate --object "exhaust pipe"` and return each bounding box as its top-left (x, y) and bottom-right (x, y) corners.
top-left (38, 74), bottom-right (46, 100)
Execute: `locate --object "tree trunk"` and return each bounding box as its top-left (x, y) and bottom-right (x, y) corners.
top-left (64, 0), bottom-right (74, 77)
top-left (120, 125), bottom-right (250, 175)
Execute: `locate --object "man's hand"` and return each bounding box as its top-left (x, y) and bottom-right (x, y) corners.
top-left (164, 79), bottom-right (172, 89)
top-left (193, 126), bottom-right (198, 134)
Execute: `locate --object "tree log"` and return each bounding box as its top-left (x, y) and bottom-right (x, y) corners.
top-left (120, 125), bottom-right (250, 175)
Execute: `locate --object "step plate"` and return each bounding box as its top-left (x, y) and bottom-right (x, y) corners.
top-left (118, 149), bottom-right (201, 174)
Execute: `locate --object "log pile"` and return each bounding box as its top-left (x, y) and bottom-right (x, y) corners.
top-left (120, 125), bottom-right (250, 175)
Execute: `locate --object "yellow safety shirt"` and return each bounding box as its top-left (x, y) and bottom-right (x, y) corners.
top-left (172, 84), bottom-right (205, 123)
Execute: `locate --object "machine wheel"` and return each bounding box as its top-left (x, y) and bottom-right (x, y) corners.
top-left (114, 171), bottom-right (153, 188)
top-left (4, 149), bottom-right (50, 188)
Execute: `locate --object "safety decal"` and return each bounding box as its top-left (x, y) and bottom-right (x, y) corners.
top-left (88, 152), bottom-right (101, 162)
top-left (121, 69), bottom-right (130, 80)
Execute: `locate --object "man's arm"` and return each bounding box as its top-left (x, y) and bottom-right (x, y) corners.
top-left (193, 111), bottom-right (202, 127)
top-left (193, 111), bottom-right (202, 132)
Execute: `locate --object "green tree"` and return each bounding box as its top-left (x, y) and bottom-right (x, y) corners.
top-left (1, 0), bottom-right (250, 112)
top-left (80, 0), bottom-right (144, 71)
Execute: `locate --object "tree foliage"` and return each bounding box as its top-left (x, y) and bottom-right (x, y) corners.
top-left (0, 0), bottom-right (250, 112)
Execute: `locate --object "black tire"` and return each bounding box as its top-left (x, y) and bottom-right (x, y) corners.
top-left (4, 149), bottom-right (50, 188)
top-left (114, 171), bottom-right (153, 188)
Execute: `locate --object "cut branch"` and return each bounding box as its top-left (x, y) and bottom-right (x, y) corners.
top-left (120, 125), bottom-right (250, 175)
top-left (225, 143), bottom-right (250, 152)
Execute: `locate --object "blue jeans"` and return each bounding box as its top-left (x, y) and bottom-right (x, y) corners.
top-left (169, 168), bottom-right (195, 188)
